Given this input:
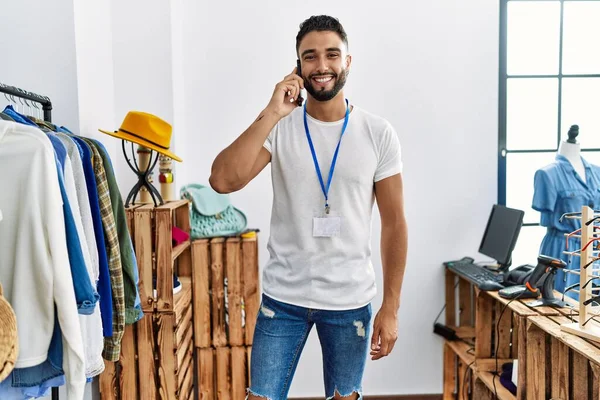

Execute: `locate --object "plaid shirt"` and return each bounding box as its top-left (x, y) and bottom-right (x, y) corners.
top-left (85, 139), bottom-right (126, 361)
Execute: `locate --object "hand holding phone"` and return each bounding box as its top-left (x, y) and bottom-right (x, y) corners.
top-left (296, 60), bottom-right (304, 107)
top-left (265, 65), bottom-right (305, 119)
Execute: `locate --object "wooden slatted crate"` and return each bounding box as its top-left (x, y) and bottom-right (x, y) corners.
top-left (99, 200), bottom-right (194, 400)
top-left (526, 311), bottom-right (600, 400)
top-left (196, 346), bottom-right (252, 400)
top-left (442, 340), bottom-right (475, 400)
top-left (192, 236), bottom-right (260, 348)
top-left (443, 268), bottom-right (577, 400)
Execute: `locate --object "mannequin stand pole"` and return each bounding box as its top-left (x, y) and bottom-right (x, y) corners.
top-left (122, 140), bottom-right (164, 207)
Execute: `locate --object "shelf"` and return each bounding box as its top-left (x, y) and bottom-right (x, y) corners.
top-left (445, 339), bottom-right (475, 365)
top-left (174, 277), bottom-right (192, 318)
top-left (158, 199), bottom-right (189, 210)
top-left (447, 325), bottom-right (475, 339)
top-left (475, 358), bottom-right (514, 373)
top-left (172, 240), bottom-right (191, 263)
top-left (484, 290), bottom-right (538, 316)
top-left (475, 370), bottom-right (516, 400)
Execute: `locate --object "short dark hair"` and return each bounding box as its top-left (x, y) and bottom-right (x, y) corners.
top-left (296, 15), bottom-right (348, 56)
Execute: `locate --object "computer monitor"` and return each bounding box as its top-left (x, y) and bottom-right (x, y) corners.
top-left (478, 204), bottom-right (524, 272)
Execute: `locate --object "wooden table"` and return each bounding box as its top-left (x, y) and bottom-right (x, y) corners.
top-left (443, 268), bottom-right (575, 400)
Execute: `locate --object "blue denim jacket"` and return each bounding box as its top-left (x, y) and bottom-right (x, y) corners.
top-left (70, 135), bottom-right (114, 337)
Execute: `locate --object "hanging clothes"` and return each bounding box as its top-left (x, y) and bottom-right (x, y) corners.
top-left (4, 131), bottom-right (101, 399)
top-left (0, 121), bottom-right (87, 399)
top-left (0, 112), bottom-right (14, 121)
top-left (532, 154), bottom-right (600, 299)
top-left (82, 138), bottom-right (126, 362)
top-left (0, 95), bottom-right (144, 398)
top-left (85, 138), bottom-right (143, 324)
top-left (70, 136), bottom-right (114, 338)
top-left (55, 133), bottom-right (105, 378)
top-left (2, 106), bottom-right (37, 127)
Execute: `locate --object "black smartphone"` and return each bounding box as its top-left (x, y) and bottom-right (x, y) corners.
top-left (296, 59), bottom-right (304, 107)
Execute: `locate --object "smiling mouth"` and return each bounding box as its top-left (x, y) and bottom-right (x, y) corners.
top-left (312, 75), bottom-right (335, 86)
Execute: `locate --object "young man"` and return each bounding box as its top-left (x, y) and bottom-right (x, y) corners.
top-left (210, 15), bottom-right (408, 400)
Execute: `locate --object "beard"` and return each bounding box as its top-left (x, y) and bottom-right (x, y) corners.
top-left (304, 68), bottom-right (348, 102)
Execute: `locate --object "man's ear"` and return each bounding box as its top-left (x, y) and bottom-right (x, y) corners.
top-left (345, 54), bottom-right (352, 71)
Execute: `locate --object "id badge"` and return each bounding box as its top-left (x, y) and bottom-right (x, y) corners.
top-left (313, 216), bottom-right (341, 237)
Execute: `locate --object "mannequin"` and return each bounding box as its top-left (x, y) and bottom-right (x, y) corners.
top-left (557, 125), bottom-right (586, 181)
top-left (532, 124), bottom-right (600, 299)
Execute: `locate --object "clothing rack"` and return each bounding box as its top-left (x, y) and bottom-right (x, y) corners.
top-left (1, 82), bottom-right (58, 400)
top-left (0, 82), bottom-right (53, 122)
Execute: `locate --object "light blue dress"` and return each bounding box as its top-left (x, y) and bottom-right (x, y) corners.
top-left (532, 155), bottom-right (600, 299)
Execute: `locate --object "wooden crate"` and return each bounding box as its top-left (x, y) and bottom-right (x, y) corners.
top-left (526, 311), bottom-right (600, 400)
top-left (100, 200), bottom-right (194, 400)
top-left (443, 268), bottom-right (576, 400)
top-left (197, 345), bottom-right (252, 400)
top-left (442, 340), bottom-right (475, 400)
top-left (192, 236), bottom-right (260, 348)
top-left (130, 201), bottom-right (192, 313)
top-left (100, 281), bottom-right (194, 400)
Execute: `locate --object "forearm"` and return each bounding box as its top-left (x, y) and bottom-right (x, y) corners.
top-left (210, 108), bottom-right (280, 192)
top-left (380, 217), bottom-right (408, 312)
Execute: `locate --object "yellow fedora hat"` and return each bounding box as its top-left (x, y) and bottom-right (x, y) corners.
top-left (99, 111), bottom-right (182, 162)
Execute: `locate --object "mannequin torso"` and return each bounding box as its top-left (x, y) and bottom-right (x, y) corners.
top-left (558, 141), bottom-right (586, 182)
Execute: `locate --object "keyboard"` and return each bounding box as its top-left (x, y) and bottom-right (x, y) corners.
top-left (445, 259), bottom-right (504, 289)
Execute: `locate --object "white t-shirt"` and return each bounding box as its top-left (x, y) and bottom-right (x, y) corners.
top-left (262, 103), bottom-right (403, 310)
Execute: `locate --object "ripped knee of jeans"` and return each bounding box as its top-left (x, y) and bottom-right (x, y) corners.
top-left (246, 388), bottom-right (272, 400)
top-left (327, 389), bottom-right (362, 400)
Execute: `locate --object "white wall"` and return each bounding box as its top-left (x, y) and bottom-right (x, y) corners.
top-left (110, 0), bottom-right (175, 194)
top-left (73, 0), bottom-right (119, 167)
top-left (0, 0), bottom-right (79, 129)
top-left (181, 0), bottom-right (499, 396)
top-left (2, 0), bottom-right (499, 397)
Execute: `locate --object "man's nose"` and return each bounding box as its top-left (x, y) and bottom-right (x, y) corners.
top-left (316, 57), bottom-right (330, 74)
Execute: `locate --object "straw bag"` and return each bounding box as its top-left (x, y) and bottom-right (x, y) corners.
top-left (0, 283), bottom-right (18, 383)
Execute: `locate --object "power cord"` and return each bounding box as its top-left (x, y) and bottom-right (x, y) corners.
top-left (433, 281), bottom-right (474, 345)
top-left (463, 359), bottom-right (476, 399)
top-left (493, 292), bottom-right (526, 399)
top-left (433, 281), bottom-right (460, 325)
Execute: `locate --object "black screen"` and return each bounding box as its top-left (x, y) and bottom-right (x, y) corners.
top-left (478, 205), bottom-right (524, 266)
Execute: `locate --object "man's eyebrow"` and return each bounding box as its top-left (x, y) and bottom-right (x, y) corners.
top-left (300, 47), bottom-right (342, 58)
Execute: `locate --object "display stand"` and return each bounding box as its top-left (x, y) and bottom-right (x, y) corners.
top-left (99, 200), bottom-right (193, 400)
top-left (121, 140), bottom-right (163, 207)
top-left (561, 205), bottom-right (600, 343)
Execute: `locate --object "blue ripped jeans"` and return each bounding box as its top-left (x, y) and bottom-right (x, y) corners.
top-left (248, 294), bottom-right (372, 400)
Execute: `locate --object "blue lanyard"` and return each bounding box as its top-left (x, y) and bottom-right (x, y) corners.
top-left (303, 99), bottom-right (350, 214)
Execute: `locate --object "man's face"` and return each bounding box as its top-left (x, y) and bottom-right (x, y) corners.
top-left (297, 31), bottom-right (351, 102)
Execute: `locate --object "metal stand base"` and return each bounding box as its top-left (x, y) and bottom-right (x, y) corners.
top-left (122, 140), bottom-right (163, 207)
top-left (526, 298), bottom-right (568, 308)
